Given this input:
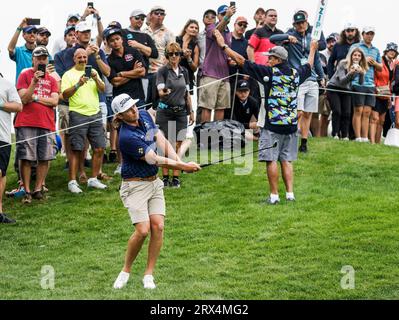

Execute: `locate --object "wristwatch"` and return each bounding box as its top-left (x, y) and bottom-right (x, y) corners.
top-left (222, 44), bottom-right (229, 51)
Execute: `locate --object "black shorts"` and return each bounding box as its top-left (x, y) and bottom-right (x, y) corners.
top-left (374, 98), bottom-right (390, 114)
top-left (156, 108), bottom-right (188, 143)
top-left (352, 85), bottom-right (376, 108)
top-left (0, 141), bottom-right (11, 177)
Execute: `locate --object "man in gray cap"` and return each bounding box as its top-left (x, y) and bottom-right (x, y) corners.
top-left (214, 29), bottom-right (319, 204)
top-left (52, 13), bottom-right (80, 56)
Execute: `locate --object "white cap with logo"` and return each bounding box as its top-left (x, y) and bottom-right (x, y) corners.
top-left (111, 94), bottom-right (140, 114)
top-left (363, 26), bottom-right (376, 33)
top-left (75, 21), bottom-right (92, 32)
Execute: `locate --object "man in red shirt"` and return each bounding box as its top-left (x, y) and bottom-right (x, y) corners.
top-left (247, 9), bottom-right (283, 65)
top-left (16, 46), bottom-right (59, 204)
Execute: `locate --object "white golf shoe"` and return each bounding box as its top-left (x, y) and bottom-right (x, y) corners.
top-left (113, 271), bottom-right (130, 289)
top-left (143, 274), bottom-right (156, 289)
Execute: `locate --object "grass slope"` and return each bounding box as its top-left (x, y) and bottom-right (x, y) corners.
top-left (1, 138), bottom-right (399, 300)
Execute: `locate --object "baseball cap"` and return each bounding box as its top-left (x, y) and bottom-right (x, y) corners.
top-left (217, 5), bottom-right (228, 15)
top-left (130, 9), bottom-right (146, 17)
top-left (75, 21), bottom-right (92, 32)
top-left (32, 46), bottom-right (49, 57)
top-left (235, 16), bottom-right (248, 24)
top-left (293, 12), bottom-right (307, 24)
top-left (37, 27), bottom-right (51, 37)
top-left (111, 94), bottom-right (140, 114)
top-left (385, 42), bottom-right (398, 53)
top-left (67, 13), bottom-right (81, 21)
top-left (236, 80), bottom-right (250, 91)
top-left (103, 27), bottom-right (122, 40)
top-left (203, 9), bottom-right (217, 17)
top-left (327, 33), bottom-right (338, 42)
top-left (108, 21), bottom-right (122, 29)
top-left (64, 25), bottom-right (76, 37)
top-left (23, 26), bottom-right (37, 33)
top-left (344, 22), bottom-right (357, 30)
top-left (150, 6), bottom-right (165, 13)
top-left (264, 46), bottom-right (288, 61)
top-left (363, 26), bottom-right (375, 33)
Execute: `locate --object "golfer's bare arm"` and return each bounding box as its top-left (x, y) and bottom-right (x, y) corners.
top-left (155, 131), bottom-right (181, 161)
top-left (143, 150), bottom-right (188, 171)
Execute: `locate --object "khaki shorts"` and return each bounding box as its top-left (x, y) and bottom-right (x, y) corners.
top-left (58, 104), bottom-right (69, 131)
top-left (198, 76), bottom-right (231, 110)
top-left (120, 178), bottom-right (165, 225)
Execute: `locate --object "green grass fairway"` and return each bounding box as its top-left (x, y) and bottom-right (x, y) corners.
top-left (1, 138), bottom-right (399, 299)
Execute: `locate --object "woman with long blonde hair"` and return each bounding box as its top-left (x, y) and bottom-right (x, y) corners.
top-left (327, 47), bottom-right (367, 139)
top-left (349, 47), bottom-right (371, 141)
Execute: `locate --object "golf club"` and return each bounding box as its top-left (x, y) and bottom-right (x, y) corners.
top-left (200, 142), bottom-right (278, 168)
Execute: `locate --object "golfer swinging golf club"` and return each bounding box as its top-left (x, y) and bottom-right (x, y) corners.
top-left (111, 94), bottom-right (200, 289)
top-left (213, 29), bottom-right (319, 204)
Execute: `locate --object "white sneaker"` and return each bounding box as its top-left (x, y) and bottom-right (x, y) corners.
top-left (113, 271), bottom-right (130, 289)
top-left (342, 137), bottom-right (350, 141)
top-left (355, 138), bottom-right (362, 142)
top-left (87, 178), bottom-right (107, 189)
top-left (143, 274), bottom-right (156, 289)
top-left (361, 138), bottom-right (369, 143)
top-left (114, 164), bottom-right (122, 175)
top-left (68, 180), bottom-right (83, 194)
top-left (333, 135), bottom-right (339, 140)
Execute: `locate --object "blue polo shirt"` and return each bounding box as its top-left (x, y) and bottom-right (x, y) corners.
top-left (119, 110), bottom-right (159, 179)
top-left (350, 41), bottom-right (381, 87)
top-left (10, 45), bottom-right (33, 83)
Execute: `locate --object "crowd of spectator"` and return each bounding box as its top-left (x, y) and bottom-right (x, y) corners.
top-left (1, 3), bottom-right (399, 222)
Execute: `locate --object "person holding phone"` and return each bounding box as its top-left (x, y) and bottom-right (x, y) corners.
top-left (61, 48), bottom-right (107, 194)
top-left (155, 42), bottom-right (194, 188)
top-left (15, 46), bottom-right (59, 204)
top-left (8, 18), bottom-right (38, 83)
top-left (198, 4), bottom-right (236, 123)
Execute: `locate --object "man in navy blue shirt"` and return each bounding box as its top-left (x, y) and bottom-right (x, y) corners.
top-left (111, 94), bottom-right (200, 290)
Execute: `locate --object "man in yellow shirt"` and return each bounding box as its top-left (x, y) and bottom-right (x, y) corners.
top-left (61, 48), bottom-right (107, 193)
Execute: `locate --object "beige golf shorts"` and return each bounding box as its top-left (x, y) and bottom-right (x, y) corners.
top-left (119, 178), bottom-right (166, 224)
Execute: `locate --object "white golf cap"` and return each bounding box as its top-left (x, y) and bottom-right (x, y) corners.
top-left (111, 94), bottom-right (140, 114)
top-left (75, 21), bottom-right (92, 32)
top-left (130, 9), bottom-right (146, 17)
top-left (344, 22), bottom-right (357, 30)
top-left (363, 26), bottom-right (375, 33)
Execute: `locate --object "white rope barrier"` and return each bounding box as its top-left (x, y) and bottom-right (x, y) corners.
top-left (1, 70), bottom-right (397, 150)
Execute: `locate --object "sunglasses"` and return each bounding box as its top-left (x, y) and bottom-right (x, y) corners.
top-left (167, 52), bottom-right (182, 57)
top-left (345, 29), bottom-right (355, 32)
top-left (134, 16), bottom-right (145, 21)
top-left (153, 11), bottom-right (165, 16)
top-left (25, 31), bottom-right (37, 35)
top-left (237, 23), bottom-right (248, 28)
